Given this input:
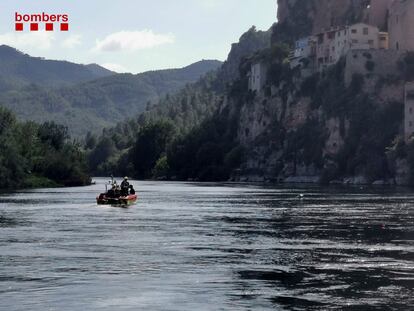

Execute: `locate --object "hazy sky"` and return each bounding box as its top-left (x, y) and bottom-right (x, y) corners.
top-left (0, 0), bottom-right (277, 73)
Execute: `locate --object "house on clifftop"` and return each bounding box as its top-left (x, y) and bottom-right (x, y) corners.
top-left (290, 23), bottom-right (388, 72)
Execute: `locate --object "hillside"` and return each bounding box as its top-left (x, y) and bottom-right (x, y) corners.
top-left (164, 0), bottom-right (411, 184)
top-left (0, 58), bottom-right (222, 136)
top-left (84, 27), bottom-right (272, 176)
top-left (85, 1), bottom-right (414, 185)
top-left (0, 45), bottom-right (114, 89)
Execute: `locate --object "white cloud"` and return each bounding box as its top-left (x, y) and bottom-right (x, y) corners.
top-left (94, 30), bottom-right (175, 52)
top-left (62, 34), bottom-right (82, 49)
top-left (101, 62), bottom-right (129, 73)
top-left (0, 31), bottom-right (54, 50)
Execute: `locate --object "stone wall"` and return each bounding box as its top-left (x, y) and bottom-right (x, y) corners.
top-left (344, 49), bottom-right (402, 86)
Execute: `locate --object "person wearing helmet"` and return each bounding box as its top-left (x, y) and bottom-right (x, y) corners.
top-left (120, 177), bottom-right (130, 196)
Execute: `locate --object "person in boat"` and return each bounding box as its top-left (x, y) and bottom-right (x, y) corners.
top-left (107, 181), bottom-right (117, 198)
top-left (116, 183), bottom-right (122, 198)
top-left (129, 185), bottom-right (135, 195)
top-left (121, 177), bottom-right (130, 196)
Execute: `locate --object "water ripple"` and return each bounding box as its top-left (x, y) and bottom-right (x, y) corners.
top-left (0, 180), bottom-right (413, 310)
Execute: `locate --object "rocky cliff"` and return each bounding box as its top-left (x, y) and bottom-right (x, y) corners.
top-left (234, 49), bottom-right (407, 184)
top-left (276, 0), bottom-right (392, 40)
top-left (96, 1), bottom-right (414, 185)
top-left (218, 26), bottom-right (271, 86)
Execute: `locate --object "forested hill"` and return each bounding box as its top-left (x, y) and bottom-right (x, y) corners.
top-left (0, 54), bottom-right (222, 136)
top-left (86, 2), bottom-right (414, 186)
top-left (0, 45), bottom-right (114, 90)
top-left (84, 27), bottom-right (272, 177)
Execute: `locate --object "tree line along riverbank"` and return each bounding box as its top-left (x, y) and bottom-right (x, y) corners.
top-left (0, 107), bottom-right (90, 189)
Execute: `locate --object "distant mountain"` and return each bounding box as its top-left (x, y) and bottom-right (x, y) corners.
top-left (0, 45), bottom-right (115, 88)
top-left (85, 64), bottom-right (115, 77)
top-left (0, 52), bottom-right (222, 136)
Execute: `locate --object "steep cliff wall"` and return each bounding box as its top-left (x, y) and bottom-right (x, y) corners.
top-left (276, 0), bottom-right (392, 38)
top-left (218, 26), bottom-right (271, 85)
top-left (141, 0), bottom-right (411, 184)
top-left (234, 48), bottom-right (406, 184)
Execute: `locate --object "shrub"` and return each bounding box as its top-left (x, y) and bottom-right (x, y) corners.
top-left (365, 60), bottom-right (375, 72)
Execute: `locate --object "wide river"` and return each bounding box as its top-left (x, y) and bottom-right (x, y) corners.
top-left (0, 179), bottom-right (413, 310)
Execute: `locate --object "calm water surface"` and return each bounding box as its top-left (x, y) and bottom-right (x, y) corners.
top-left (0, 179), bottom-right (413, 310)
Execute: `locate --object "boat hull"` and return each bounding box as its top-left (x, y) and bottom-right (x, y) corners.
top-left (96, 194), bottom-right (138, 206)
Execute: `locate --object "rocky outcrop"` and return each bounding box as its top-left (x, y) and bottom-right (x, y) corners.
top-left (276, 0), bottom-right (392, 36)
top-left (218, 26), bottom-right (271, 85)
top-left (234, 46), bottom-right (407, 184)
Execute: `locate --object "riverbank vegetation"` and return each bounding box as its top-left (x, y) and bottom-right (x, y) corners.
top-left (0, 107), bottom-right (90, 189)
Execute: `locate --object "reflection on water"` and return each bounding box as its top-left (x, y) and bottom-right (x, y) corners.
top-left (0, 179), bottom-right (413, 310)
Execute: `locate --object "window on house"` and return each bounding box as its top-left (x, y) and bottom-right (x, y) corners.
top-left (351, 29), bottom-right (357, 34)
top-left (410, 107), bottom-right (413, 114)
top-left (363, 28), bottom-right (369, 35)
top-left (368, 40), bottom-right (374, 45)
top-left (352, 39), bottom-right (358, 44)
top-left (410, 121), bottom-right (413, 127)
top-left (396, 42), bottom-right (400, 50)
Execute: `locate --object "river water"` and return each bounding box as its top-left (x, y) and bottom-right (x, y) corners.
top-left (0, 179), bottom-right (413, 310)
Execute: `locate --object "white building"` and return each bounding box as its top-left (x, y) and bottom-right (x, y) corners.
top-left (294, 37), bottom-right (316, 59)
top-left (290, 36), bottom-right (316, 70)
top-left (248, 62), bottom-right (268, 93)
top-left (315, 27), bottom-right (338, 70)
top-left (331, 23), bottom-right (382, 63)
top-left (296, 23), bottom-right (388, 72)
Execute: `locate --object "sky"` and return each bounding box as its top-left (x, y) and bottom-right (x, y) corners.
top-left (0, 0), bottom-right (277, 73)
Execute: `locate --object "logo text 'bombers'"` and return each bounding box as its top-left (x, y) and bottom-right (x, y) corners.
top-left (15, 12), bottom-right (69, 31)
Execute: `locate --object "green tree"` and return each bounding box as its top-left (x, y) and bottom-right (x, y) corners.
top-left (0, 108), bottom-right (90, 189)
top-left (37, 121), bottom-right (69, 150)
top-left (152, 156), bottom-right (170, 179)
top-left (129, 121), bottom-right (175, 179)
top-left (88, 137), bottom-right (117, 172)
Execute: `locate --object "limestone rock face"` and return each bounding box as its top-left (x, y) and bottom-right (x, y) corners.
top-left (219, 27), bottom-right (271, 84)
top-left (277, 0), bottom-right (393, 35)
